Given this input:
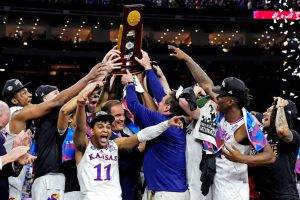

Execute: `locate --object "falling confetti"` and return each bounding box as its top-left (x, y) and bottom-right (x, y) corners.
top-left (266, 0), bottom-right (300, 107)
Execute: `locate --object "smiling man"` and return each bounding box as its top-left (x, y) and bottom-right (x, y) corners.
top-left (102, 100), bottom-right (144, 200)
top-left (74, 85), bottom-right (184, 200)
top-left (255, 97), bottom-right (300, 200)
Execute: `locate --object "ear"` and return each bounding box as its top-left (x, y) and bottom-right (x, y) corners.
top-left (164, 104), bottom-right (171, 112)
top-left (228, 98), bottom-right (235, 106)
top-left (90, 128), bottom-right (94, 137)
top-left (11, 98), bottom-right (19, 105)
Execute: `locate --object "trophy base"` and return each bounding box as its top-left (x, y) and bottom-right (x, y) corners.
top-left (111, 60), bottom-right (144, 75)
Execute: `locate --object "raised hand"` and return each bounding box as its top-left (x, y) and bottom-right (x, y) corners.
top-left (121, 69), bottom-right (134, 85)
top-left (102, 45), bottom-right (121, 64)
top-left (78, 81), bottom-right (104, 105)
top-left (168, 45), bottom-right (191, 61)
top-left (168, 116), bottom-right (184, 128)
top-left (104, 57), bottom-right (122, 74)
top-left (135, 50), bottom-right (152, 70)
top-left (274, 97), bottom-right (288, 108)
top-left (152, 64), bottom-right (164, 78)
top-left (86, 62), bottom-right (107, 81)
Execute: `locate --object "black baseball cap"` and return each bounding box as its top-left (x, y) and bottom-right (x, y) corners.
top-left (90, 111), bottom-right (115, 128)
top-left (34, 85), bottom-right (58, 103)
top-left (212, 77), bottom-right (248, 96)
top-left (2, 79), bottom-right (30, 99)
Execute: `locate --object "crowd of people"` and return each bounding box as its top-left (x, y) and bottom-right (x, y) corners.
top-left (0, 44), bottom-right (299, 200)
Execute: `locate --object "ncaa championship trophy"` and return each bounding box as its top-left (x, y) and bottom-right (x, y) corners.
top-left (113, 4), bottom-right (144, 75)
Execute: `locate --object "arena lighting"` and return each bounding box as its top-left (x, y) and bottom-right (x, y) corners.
top-left (222, 48), bottom-right (229, 52)
top-left (253, 10), bottom-right (300, 20)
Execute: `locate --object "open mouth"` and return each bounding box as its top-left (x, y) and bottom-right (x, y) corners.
top-left (89, 100), bottom-right (98, 106)
top-left (100, 135), bottom-right (108, 143)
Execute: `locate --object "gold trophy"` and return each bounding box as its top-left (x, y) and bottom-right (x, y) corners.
top-left (113, 4), bottom-right (144, 75)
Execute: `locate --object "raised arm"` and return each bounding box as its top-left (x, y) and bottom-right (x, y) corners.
top-left (115, 116), bottom-right (183, 150)
top-left (135, 50), bottom-right (166, 103)
top-left (152, 64), bottom-right (171, 94)
top-left (136, 73), bottom-right (157, 111)
top-left (168, 45), bottom-right (217, 102)
top-left (74, 81), bottom-right (103, 162)
top-left (74, 96), bottom-right (88, 154)
top-left (121, 71), bottom-right (163, 127)
top-left (275, 97), bottom-right (293, 143)
top-left (57, 96), bottom-right (77, 134)
top-left (10, 63), bottom-right (107, 134)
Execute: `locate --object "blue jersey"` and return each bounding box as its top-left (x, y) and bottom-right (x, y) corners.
top-left (125, 69), bottom-right (187, 192)
top-left (62, 127), bottom-right (75, 162)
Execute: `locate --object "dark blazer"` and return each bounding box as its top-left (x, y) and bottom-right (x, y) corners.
top-left (0, 134), bottom-right (22, 200)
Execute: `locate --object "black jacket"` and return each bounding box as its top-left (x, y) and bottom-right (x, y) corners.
top-left (0, 134), bottom-right (22, 200)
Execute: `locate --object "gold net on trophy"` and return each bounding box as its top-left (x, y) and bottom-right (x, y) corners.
top-left (112, 4), bottom-right (144, 75)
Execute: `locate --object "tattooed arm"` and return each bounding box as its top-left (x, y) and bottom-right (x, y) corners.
top-left (168, 45), bottom-right (217, 102)
top-left (275, 97), bottom-right (293, 143)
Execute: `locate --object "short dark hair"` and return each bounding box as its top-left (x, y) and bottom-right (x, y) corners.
top-left (165, 91), bottom-right (185, 115)
top-left (6, 89), bottom-right (25, 107)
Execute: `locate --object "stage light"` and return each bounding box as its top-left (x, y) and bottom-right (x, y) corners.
top-left (222, 48), bottom-right (229, 52)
